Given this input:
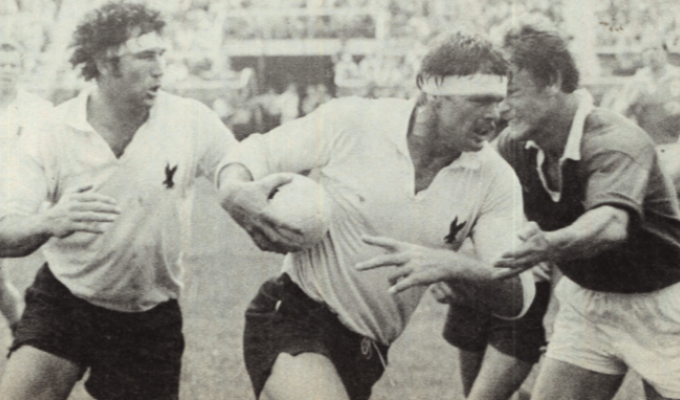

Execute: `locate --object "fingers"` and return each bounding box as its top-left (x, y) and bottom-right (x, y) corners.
top-left (260, 174), bottom-right (293, 196)
top-left (388, 274), bottom-right (424, 294)
top-left (70, 222), bottom-right (111, 235)
top-left (517, 221), bottom-right (540, 241)
top-left (249, 227), bottom-right (302, 254)
top-left (72, 184), bottom-right (95, 194)
top-left (70, 201), bottom-right (121, 214)
top-left (72, 192), bottom-right (119, 205)
top-left (430, 282), bottom-right (453, 303)
top-left (361, 235), bottom-right (402, 251)
top-left (355, 252), bottom-right (409, 271)
top-left (491, 266), bottom-right (528, 280)
top-left (70, 211), bottom-right (119, 223)
top-left (259, 212), bottom-right (304, 237)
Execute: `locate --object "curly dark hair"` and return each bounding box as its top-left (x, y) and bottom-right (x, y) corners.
top-left (416, 32), bottom-right (508, 90)
top-left (503, 25), bottom-right (579, 93)
top-left (69, 2), bottom-right (165, 81)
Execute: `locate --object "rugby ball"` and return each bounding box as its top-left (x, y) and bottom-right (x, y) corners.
top-left (265, 173), bottom-right (332, 249)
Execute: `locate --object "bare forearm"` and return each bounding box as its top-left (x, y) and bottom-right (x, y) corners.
top-left (0, 214), bottom-right (51, 257)
top-left (216, 162), bottom-right (254, 188)
top-left (544, 206), bottom-right (628, 263)
top-left (216, 163), bottom-right (254, 208)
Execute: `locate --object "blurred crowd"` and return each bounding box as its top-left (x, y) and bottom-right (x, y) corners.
top-left (4, 0), bottom-right (680, 138)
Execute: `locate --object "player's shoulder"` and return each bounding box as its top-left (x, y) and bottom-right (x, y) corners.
top-left (582, 108), bottom-right (655, 158)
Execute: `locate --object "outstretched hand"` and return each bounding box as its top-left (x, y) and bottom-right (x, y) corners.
top-left (220, 174), bottom-right (305, 254)
top-left (494, 221), bottom-right (552, 274)
top-left (356, 235), bottom-right (501, 294)
top-left (44, 184), bottom-right (120, 238)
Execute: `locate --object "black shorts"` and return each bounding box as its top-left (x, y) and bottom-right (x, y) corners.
top-left (443, 280), bottom-right (551, 364)
top-left (243, 273), bottom-right (388, 400)
top-left (10, 264), bottom-right (185, 400)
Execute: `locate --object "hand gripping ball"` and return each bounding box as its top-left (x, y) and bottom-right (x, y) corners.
top-left (265, 173), bottom-right (332, 249)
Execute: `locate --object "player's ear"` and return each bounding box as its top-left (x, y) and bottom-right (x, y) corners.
top-left (94, 55), bottom-right (113, 77)
top-left (546, 70), bottom-right (563, 95)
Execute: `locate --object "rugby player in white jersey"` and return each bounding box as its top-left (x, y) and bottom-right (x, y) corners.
top-left (0, 3), bottom-right (236, 399)
top-left (217, 32), bottom-right (535, 400)
top-left (0, 38), bottom-right (53, 334)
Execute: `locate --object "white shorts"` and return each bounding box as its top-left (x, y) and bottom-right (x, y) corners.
top-left (547, 277), bottom-right (680, 399)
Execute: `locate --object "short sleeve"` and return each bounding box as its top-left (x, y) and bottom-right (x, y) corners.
top-left (582, 147), bottom-right (654, 219)
top-left (192, 102), bottom-right (238, 182)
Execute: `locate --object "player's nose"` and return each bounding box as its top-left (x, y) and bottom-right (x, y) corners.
top-left (151, 54), bottom-right (165, 78)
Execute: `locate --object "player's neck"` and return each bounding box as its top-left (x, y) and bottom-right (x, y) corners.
top-left (533, 93), bottom-right (580, 159)
top-left (88, 87), bottom-right (149, 137)
top-left (408, 127), bottom-right (461, 179)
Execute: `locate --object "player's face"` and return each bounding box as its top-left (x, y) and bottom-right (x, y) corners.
top-left (107, 33), bottom-right (166, 109)
top-left (0, 50), bottom-right (21, 92)
top-left (503, 66), bottom-right (554, 141)
top-left (432, 91), bottom-right (504, 153)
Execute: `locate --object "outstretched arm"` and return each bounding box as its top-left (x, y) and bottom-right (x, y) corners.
top-left (356, 236), bottom-right (527, 318)
top-left (495, 205), bottom-right (628, 272)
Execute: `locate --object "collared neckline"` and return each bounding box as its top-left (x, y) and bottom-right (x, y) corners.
top-left (525, 89), bottom-right (594, 202)
top-left (524, 89), bottom-right (594, 162)
top-left (63, 85), bottom-right (97, 133)
top-left (62, 85), bottom-right (162, 133)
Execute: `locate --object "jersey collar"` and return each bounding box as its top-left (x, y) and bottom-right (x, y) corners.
top-left (525, 88), bottom-right (594, 162)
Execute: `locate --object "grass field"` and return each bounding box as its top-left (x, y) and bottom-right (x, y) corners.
top-left (0, 181), bottom-right (643, 399)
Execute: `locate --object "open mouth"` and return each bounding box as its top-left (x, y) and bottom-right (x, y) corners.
top-left (146, 85), bottom-right (161, 97)
top-left (473, 124), bottom-right (495, 140)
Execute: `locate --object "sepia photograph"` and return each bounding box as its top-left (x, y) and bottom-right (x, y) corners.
top-left (0, 0), bottom-right (678, 399)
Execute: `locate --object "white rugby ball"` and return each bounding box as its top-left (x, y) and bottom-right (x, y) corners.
top-left (265, 173), bottom-right (332, 249)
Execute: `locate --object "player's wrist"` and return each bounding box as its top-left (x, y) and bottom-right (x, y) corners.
top-left (32, 212), bottom-right (57, 239)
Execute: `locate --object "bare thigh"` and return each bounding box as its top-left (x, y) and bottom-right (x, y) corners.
top-left (467, 345), bottom-right (535, 400)
top-left (261, 352), bottom-right (350, 400)
top-left (0, 346), bottom-right (84, 400)
top-left (531, 357), bottom-right (624, 400)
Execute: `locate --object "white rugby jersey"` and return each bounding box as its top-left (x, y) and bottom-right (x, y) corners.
top-left (1, 89), bottom-right (236, 312)
top-left (224, 97), bottom-right (534, 345)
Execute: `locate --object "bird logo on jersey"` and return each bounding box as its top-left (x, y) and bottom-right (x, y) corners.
top-left (444, 217), bottom-right (467, 245)
top-left (163, 163), bottom-right (178, 189)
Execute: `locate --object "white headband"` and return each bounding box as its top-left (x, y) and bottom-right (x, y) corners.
top-left (420, 74), bottom-right (507, 96)
top-left (107, 31), bottom-right (167, 58)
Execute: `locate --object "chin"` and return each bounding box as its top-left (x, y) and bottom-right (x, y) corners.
top-left (507, 122), bottom-right (534, 141)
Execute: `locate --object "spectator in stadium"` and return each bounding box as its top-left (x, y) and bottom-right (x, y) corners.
top-left (0, 3), bottom-right (236, 400)
top-left (277, 82), bottom-right (300, 124)
top-left (0, 38), bottom-right (53, 335)
top-left (496, 24), bottom-right (680, 400)
top-left (217, 31), bottom-right (535, 400)
top-left (611, 36), bottom-right (680, 195)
